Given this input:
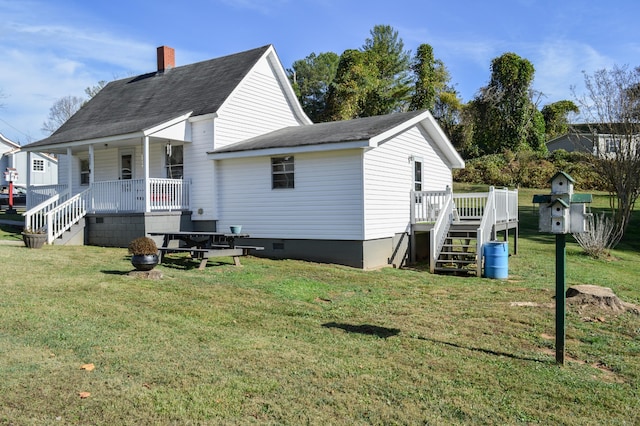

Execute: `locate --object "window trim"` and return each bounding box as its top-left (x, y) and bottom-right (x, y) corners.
top-left (32, 158), bottom-right (45, 173)
top-left (271, 156), bottom-right (295, 189)
top-left (413, 157), bottom-right (423, 192)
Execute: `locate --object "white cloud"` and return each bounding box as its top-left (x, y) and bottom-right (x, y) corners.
top-left (532, 40), bottom-right (613, 104)
top-left (0, 2), bottom-right (155, 143)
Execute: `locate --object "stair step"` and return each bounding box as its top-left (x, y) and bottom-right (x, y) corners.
top-left (437, 260), bottom-right (476, 265)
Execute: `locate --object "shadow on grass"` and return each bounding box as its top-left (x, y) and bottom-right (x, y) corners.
top-left (414, 335), bottom-right (552, 364)
top-left (322, 322), bottom-right (401, 339)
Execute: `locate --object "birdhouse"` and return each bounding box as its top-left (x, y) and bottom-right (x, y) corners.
top-left (533, 171), bottom-right (592, 235)
top-left (550, 199), bottom-right (570, 234)
top-left (569, 203), bottom-right (588, 233)
top-left (549, 171), bottom-right (574, 195)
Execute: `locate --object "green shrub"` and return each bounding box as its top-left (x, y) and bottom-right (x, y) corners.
top-left (455, 150), bottom-right (607, 190)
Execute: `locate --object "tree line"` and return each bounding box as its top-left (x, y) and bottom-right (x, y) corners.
top-left (287, 24), bottom-right (580, 158)
top-left (288, 25), bottom-right (640, 246)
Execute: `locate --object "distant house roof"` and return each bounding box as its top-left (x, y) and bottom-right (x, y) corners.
top-left (24, 45), bottom-right (274, 149)
top-left (210, 110), bottom-right (465, 168)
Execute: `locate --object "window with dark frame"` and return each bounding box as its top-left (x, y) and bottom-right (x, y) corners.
top-left (165, 145), bottom-right (184, 179)
top-left (32, 158), bottom-right (45, 172)
top-left (80, 159), bottom-right (90, 185)
top-left (605, 138), bottom-right (620, 153)
top-left (414, 159), bottom-right (423, 191)
top-left (271, 156), bottom-right (294, 189)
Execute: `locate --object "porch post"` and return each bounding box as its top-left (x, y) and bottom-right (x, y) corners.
top-left (25, 151), bottom-right (31, 188)
top-left (143, 136), bottom-right (151, 213)
top-left (66, 147), bottom-right (73, 194)
top-left (89, 145), bottom-right (95, 185)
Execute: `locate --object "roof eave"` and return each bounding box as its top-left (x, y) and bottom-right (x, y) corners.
top-left (208, 140), bottom-right (371, 160)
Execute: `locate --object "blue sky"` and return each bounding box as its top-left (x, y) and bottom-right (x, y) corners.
top-left (1, 0), bottom-right (638, 144)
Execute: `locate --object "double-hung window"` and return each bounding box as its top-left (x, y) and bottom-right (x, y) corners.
top-left (271, 156), bottom-right (294, 189)
top-left (414, 159), bottom-right (423, 191)
top-left (165, 145), bottom-right (183, 179)
top-left (32, 159), bottom-right (45, 173)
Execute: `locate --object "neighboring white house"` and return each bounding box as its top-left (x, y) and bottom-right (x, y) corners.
top-left (1, 133), bottom-right (58, 190)
top-left (22, 44), bottom-right (469, 269)
top-left (546, 123), bottom-right (640, 157)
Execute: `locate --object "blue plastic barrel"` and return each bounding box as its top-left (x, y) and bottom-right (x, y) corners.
top-left (483, 241), bottom-right (508, 279)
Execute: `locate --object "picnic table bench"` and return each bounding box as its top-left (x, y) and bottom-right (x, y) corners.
top-left (149, 231), bottom-right (264, 270)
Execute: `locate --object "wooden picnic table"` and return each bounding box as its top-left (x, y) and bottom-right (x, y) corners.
top-left (149, 231), bottom-right (263, 269)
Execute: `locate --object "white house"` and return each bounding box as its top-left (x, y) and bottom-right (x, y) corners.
top-left (1, 133), bottom-right (58, 191)
top-left (22, 45), bottom-right (517, 271)
top-left (547, 123), bottom-right (640, 158)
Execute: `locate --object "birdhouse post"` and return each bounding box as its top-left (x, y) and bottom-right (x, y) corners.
top-left (532, 171), bottom-right (592, 365)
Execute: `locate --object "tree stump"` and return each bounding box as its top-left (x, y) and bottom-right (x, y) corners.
top-left (566, 285), bottom-right (639, 314)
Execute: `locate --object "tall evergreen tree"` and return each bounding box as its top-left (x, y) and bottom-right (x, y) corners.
top-left (288, 52), bottom-right (339, 122)
top-left (360, 24), bottom-right (412, 116)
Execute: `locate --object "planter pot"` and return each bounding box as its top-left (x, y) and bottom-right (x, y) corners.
top-left (22, 232), bottom-right (47, 249)
top-left (131, 254), bottom-right (159, 271)
top-left (230, 225), bottom-right (242, 234)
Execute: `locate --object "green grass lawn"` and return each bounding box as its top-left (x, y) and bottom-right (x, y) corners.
top-left (0, 195), bottom-right (638, 424)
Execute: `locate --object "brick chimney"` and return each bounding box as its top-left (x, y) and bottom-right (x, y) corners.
top-left (157, 46), bottom-right (175, 72)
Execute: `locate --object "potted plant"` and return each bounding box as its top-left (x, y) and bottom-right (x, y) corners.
top-left (128, 236), bottom-right (159, 271)
top-left (22, 227), bottom-right (47, 249)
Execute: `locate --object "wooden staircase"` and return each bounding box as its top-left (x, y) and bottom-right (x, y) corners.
top-left (434, 221), bottom-right (480, 276)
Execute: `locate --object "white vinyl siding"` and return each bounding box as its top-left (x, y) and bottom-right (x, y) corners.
top-left (214, 56), bottom-right (302, 149)
top-left (217, 150), bottom-right (364, 240)
top-left (363, 126), bottom-right (452, 240)
top-left (187, 119), bottom-right (217, 220)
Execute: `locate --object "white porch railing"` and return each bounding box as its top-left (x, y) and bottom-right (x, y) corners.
top-left (428, 188), bottom-right (454, 273)
top-left (24, 178), bottom-right (190, 243)
top-left (411, 190), bottom-right (449, 223)
top-left (46, 189), bottom-right (89, 243)
top-left (412, 187), bottom-right (518, 275)
top-left (86, 178), bottom-right (191, 213)
top-left (475, 189), bottom-right (497, 277)
top-left (26, 184), bottom-right (69, 210)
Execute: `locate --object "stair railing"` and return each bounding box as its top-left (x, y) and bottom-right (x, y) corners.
top-left (475, 186), bottom-right (497, 277)
top-left (44, 188), bottom-right (90, 244)
top-left (23, 190), bottom-right (70, 233)
top-left (430, 188), bottom-right (454, 273)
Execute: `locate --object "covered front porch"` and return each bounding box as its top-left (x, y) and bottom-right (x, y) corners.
top-left (24, 178), bottom-right (191, 244)
top-left (22, 117), bottom-right (195, 245)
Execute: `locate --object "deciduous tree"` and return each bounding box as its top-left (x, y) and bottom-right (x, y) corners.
top-left (469, 52), bottom-right (543, 155)
top-left (574, 65), bottom-right (640, 245)
top-left (542, 100), bottom-right (579, 140)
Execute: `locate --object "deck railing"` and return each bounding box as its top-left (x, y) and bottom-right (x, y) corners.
top-left (411, 190), bottom-right (449, 223)
top-left (412, 187), bottom-right (518, 275)
top-left (45, 189), bottom-right (89, 243)
top-left (26, 184), bottom-right (69, 210)
top-left (428, 188), bottom-right (454, 273)
top-left (24, 178), bottom-right (190, 243)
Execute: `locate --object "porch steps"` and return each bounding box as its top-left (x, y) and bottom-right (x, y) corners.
top-left (434, 222), bottom-right (478, 276)
top-left (51, 218), bottom-right (86, 246)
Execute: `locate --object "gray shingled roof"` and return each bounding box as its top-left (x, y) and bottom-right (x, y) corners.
top-left (25, 45), bottom-right (271, 148)
top-left (212, 110), bottom-right (427, 154)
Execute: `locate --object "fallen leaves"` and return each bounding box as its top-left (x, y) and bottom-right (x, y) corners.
top-left (80, 363), bottom-right (95, 371)
top-left (78, 392), bottom-right (91, 399)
